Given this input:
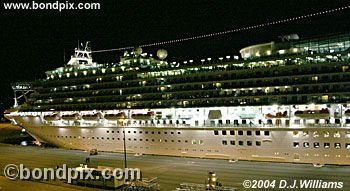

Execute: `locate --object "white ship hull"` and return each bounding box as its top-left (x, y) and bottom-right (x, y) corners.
top-left (6, 104), bottom-right (350, 166)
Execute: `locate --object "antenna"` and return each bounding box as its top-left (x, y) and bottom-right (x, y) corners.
top-left (63, 48), bottom-right (66, 63)
top-left (85, 41), bottom-right (91, 51)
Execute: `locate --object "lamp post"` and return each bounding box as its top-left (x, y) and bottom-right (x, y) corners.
top-left (123, 125), bottom-right (127, 169)
top-left (119, 119), bottom-right (127, 169)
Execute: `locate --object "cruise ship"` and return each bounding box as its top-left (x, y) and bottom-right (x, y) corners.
top-left (4, 34), bottom-right (350, 166)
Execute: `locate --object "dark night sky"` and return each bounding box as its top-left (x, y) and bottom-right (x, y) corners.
top-left (0, 0), bottom-right (349, 111)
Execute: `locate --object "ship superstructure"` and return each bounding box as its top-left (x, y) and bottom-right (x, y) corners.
top-left (5, 34), bottom-right (350, 166)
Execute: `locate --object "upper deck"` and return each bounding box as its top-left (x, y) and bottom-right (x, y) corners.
top-left (12, 34), bottom-right (350, 111)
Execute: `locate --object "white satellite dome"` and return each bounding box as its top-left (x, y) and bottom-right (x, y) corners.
top-left (157, 49), bottom-right (168, 60)
top-left (132, 47), bottom-right (143, 55)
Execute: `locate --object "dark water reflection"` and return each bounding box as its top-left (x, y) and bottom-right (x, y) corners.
top-left (0, 123), bottom-right (34, 145)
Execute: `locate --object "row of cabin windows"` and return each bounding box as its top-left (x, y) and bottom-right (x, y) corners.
top-left (293, 142), bottom-right (350, 149)
top-left (215, 119), bottom-right (255, 125)
top-left (125, 145), bottom-right (237, 153)
top-left (34, 93), bottom-right (350, 110)
top-left (214, 130), bottom-right (270, 136)
top-left (45, 65), bottom-right (348, 94)
top-left (38, 83), bottom-right (350, 104)
top-left (176, 148), bottom-right (220, 152)
top-left (294, 119), bottom-right (344, 124)
top-left (126, 138), bottom-right (204, 144)
top-left (51, 135), bottom-right (199, 144)
top-left (130, 120), bottom-right (187, 125)
top-left (295, 130), bottom-right (345, 138)
top-left (106, 130), bottom-right (181, 135)
top-left (222, 140), bottom-right (261, 146)
top-left (50, 135), bottom-right (116, 140)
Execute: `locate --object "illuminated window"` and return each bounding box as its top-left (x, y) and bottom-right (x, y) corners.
top-left (334, 143), bottom-right (341, 149)
top-left (321, 95), bottom-right (328, 102)
top-left (314, 142), bottom-right (320, 148)
top-left (303, 131), bottom-right (309, 137)
top-left (292, 131), bottom-right (299, 136)
top-left (334, 131), bottom-right (340, 138)
top-left (293, 142), bottom-right (299, 148)
top-left (324, 143), bottom-right (330, 149)
top-left (324, 131), bottom-right (329, 138)
top-left (346, 143), bottom-right (350, 150)
top-left (303, 142), bottom-right (310, 148)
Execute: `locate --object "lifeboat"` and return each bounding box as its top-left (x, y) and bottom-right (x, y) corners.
top-left (44, 113), bottom-right (60, 121)
top-left (208, 110), bottom-right (222, 119)
top-left (345, 109), bottom-right (350, 116)
top-left (82, 113), bottom-right (102, 121)
top-left (131, 111), bottom-right (155, 120)
top-left (62, 113), bottom-right (80, 121)
top-left (266, 111), bottom-right (288, 118)
top-left (294, 108), bottom-right (329, 118)
top-left (104, 112), bottom-right (127, 120)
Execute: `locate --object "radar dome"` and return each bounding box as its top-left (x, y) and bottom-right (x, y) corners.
top-left (132, 47), bottom-right (143, 55)
top-left (157, 49), bottom-right (168, 60)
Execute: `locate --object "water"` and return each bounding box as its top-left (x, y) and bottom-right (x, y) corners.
top-left (0, 122), bottom-right (34, 145)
